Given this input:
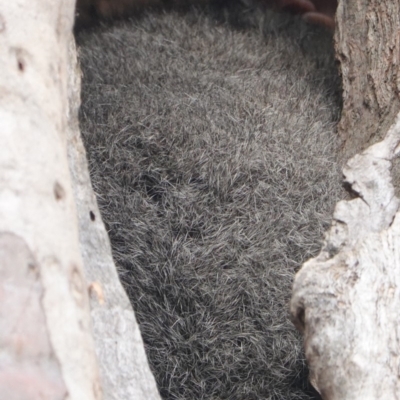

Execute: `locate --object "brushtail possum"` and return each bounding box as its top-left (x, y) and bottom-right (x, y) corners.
top-left (77, 2), bottom-right (342, 399)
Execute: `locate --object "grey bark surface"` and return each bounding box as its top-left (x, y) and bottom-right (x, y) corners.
top-left (335, 0), bottom-right (400, 161)
top-left (291, 0), bottom-right (400, 398)
top-left (291, 115), bottom-right (400, 399)
top-left (0, 1), bottom-right (101, 399)
top-left (66, 35), bottom-right (161, 400)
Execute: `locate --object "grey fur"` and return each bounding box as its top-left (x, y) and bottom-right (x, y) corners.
top-left (77, 3), bottom-right (342, 399)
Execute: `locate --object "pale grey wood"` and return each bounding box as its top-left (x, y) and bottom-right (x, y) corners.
top-left (0, 1), bottom-right (101, 399)
top-left (66, 36), bottom-right (161, 400)
top-left (291, 113), bottom-right (400, 399)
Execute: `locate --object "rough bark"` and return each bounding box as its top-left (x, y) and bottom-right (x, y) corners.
top-left (0, 1), bottom-right (101, 399)
top-left (66, 35), bottom-right (161, 400)
top-left (291, 0), bottom-right (400, 398)
top-left (335, 0), bottom-right (400, 161)
top-left (291, 116), bottom-right (400, 399)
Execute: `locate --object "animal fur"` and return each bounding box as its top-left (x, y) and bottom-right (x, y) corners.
top-left (77, 3), bottom-right (342, 399)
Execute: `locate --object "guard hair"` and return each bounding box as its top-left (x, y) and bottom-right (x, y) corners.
top-left (77, 3), bottom-right (342, 399)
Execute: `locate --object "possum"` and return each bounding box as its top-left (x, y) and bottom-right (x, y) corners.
top-left (77, 2), bottom-right (342, 399)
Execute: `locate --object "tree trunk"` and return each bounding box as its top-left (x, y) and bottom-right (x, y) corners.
top-left (0, 1), bottom-right (102, 399)
top-left (0, 1), bottom-right (161, 399)
top-left (335, 0), bottom-right (400, 162)
top-left (66, 34), bottom-right (161, 400)
top-left (291, 0), bottom-right (400, 398)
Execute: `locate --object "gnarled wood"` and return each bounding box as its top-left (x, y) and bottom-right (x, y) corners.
top-left (291, 114), bottom-right (400, 399)
top-left (291, 0), bottom-right (400, 398)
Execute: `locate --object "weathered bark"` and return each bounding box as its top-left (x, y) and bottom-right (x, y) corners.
top-left (0, 1), bottom-right (161, 398)
top-left (335, 0), bottom-right (400, 161)
top-left (0, 1), bottom-right (101, 399)
top-left (291, 116), bottom-right (400, 398)
top-left (66, 35), bottom-right (161, 400)
top-left (291, 0), bottom-right (400, 398)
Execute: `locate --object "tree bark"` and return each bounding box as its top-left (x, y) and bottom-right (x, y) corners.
top-left (0, 1), bottom-right (161, 399)
top-left (0, 2), bottom-right (101, 399)
top-left (291, 0), bottom-right (400, 398)
top-left (335, 0), bottom-right (400, 161)
top-left (66, 35), bottom-right (161, 400)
